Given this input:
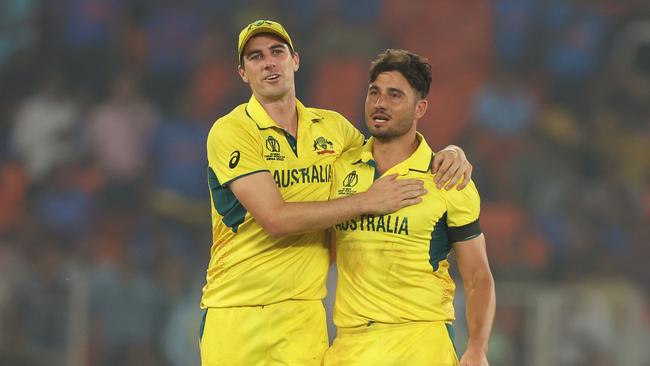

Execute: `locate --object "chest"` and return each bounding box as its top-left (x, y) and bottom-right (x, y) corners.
top-left (258, 124), bottom-right (344, 191)
top-left (332, 164), bottom-right (448, 242)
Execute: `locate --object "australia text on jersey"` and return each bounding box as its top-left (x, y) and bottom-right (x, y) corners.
top-left (272, 164), bottom-right (332, 188)
top-left (336, 214), bottom-right (409, 235)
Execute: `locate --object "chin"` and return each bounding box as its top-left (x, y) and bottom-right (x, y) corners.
top-left (369, 130), bottom-right (391, 140)
top-left (369, 125), bottom-right (385, 133)
top-left (261, 89), bottom-right (288, 100)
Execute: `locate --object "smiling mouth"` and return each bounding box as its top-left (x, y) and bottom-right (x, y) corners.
top-left (264, 74), bottom-right (280, 81)
top-left (371, 113), bottom-right (391, 123)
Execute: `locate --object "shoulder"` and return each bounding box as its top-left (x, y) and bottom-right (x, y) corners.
top-left (304, 106), bottom-right (363, 151)
top-left (434, 180), bottom-right (481, 227)
top-left (208, 104), bottom-right (257, 141)
top-left (436, 180), bottom-right (479, 200)
top-left (211, 104), bottom-right (254, 130)
top-left (334, 145), bottom-right (364, 167)
top-left (436, 180), bottom-right (480, 203)
top-left (307, 107), bottom-right (353, 125)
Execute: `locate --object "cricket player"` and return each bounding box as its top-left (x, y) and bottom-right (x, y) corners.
top-left (325, 49), bottom-right (495, 366)
top-left (200, 20), bottom-right (474, 365)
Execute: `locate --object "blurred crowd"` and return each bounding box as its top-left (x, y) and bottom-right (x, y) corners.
top-left (0, 0), bottom-right (649, 365)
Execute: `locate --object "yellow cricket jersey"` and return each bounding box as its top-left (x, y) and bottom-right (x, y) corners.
top-left (330, 133), bottom-right (482, 328)
top-left (202, 95), bottom-right (364, 308)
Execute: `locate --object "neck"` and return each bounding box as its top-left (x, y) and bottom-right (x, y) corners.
top-left (255, 89), bottom-right (298, 136)
top-left (373, 132), bottom-right (420, 173)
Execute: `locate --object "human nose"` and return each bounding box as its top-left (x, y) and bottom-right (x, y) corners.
top-left (373, 93), bottom-right (385, 107)
top-left (263, 54), bottom-right (275, 69)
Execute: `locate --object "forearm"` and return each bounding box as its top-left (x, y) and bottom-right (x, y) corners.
top-left (262, 193), bottom-right (368, 237)
top-left (464, 272), bottom-right (496, 353)
top-left (229, 171), bottom-right (424, 238)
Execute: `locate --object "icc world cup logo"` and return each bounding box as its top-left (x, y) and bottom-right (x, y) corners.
top-left (266, 136), bottom-right (280, 152)
top-left (343, 171), bottom-right (359, 187)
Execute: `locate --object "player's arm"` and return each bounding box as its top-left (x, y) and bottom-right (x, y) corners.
top-left (453, 234), bottom-right (495, 366)
top-left (229, 171), bottom-right (424, 237)
top-left (326, 228), bottom-right (336, 264)
top-left (432, 145), bottom-right (473, 190)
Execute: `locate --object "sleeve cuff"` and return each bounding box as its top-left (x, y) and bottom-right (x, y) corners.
top-left (447, 219), bottom-right (482, 243)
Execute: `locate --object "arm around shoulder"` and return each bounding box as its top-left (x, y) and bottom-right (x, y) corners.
top-left (228, 171), bottom-right (369, 237)
top-left (227, 172), bottom-right (427, 238)
top-left (431, 144), bottom-right (473, 190)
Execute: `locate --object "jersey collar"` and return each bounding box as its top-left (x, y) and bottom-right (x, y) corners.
top-left (245, 95), bottom-right (323, 129)
top-left (357, 132), bottom-right (433, 176)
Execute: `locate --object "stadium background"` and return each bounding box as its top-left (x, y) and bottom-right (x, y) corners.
top-left (1, 0), bottom-right (649, 365)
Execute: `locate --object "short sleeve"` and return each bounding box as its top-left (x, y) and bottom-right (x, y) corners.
top-left (444, 180), bottom-right (482, 242)
top-left (338, 114), bottom-right (365, 153)
top-left (207, 118), bottom-right (269, 186)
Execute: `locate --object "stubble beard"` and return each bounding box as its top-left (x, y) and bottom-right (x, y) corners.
top-left (369, 115), bottom-right (414, 143)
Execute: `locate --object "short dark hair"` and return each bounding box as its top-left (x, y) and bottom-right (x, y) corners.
top-left (369, 49), bottom-right (432, 99)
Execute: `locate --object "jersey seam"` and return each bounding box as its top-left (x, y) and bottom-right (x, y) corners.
top-left (221, 169), bottom-right (270, 187)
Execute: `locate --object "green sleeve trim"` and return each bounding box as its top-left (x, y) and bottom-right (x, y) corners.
top-left (429, 213), bottom-right (451, 272)
top-left (208, 167), bottom-right (249, 232)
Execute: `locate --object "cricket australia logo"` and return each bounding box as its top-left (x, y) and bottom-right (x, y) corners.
top-left (313, 136), bottom-right (335, 155)
top-left (264, 136), bottom-right (285, 161)
top-left (338, 170), bottom-right (359, 195)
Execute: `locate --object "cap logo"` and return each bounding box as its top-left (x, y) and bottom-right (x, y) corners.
top-left (251, 20), bottom-right (273, 29)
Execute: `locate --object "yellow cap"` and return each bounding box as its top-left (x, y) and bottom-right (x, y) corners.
top-left (238, 20), bottom-right (294, 64)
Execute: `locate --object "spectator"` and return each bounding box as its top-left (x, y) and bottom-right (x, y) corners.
top-left (11, 72), bottom-right (81, 184)
top-left (84, 71), bottom-right (158, 183)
